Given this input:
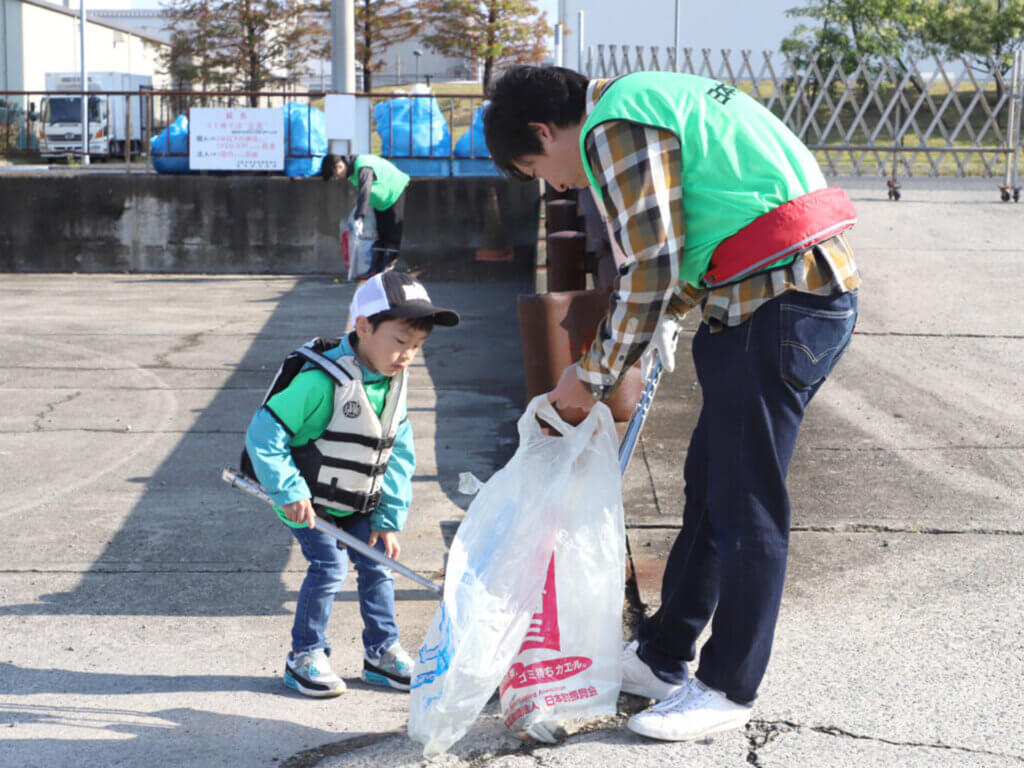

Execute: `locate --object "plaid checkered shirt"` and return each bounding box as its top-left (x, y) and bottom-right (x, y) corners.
top-left (576, 78), bottom-right (862, 399)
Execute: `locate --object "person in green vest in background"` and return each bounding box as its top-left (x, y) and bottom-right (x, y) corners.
top-left (322, 154), bottom-right (411, 277)
top-left (485, 66), bottom-right (860, 743)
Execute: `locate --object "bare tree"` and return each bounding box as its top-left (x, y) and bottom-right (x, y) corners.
top-left (419, 0), bottom-right (550, 88)
top-left (160, 0), bottom-right (326, 105)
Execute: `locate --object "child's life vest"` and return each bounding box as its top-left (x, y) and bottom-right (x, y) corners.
top-left (241, 337), bottom-right (407, 515)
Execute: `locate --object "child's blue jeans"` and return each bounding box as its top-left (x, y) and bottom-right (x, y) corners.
top-left (289, 512), bottom-right (398, 659)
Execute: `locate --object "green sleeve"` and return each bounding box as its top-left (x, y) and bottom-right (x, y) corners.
top-left (264, 369), bottom-right (335, 446)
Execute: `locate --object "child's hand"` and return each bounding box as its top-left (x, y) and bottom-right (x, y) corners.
top-left (281, 497), bottom-right (316, 528)
top-left (369, 530), bottom-right (400, 559)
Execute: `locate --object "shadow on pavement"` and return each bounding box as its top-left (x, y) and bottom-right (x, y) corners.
top-left (3, 266), bottom-right (532, 620)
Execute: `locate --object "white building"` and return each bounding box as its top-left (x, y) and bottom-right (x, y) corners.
top-left (304, 32), bottom-right (478, 92)
top-left (0, 0), bottom-right (169, 93)
top-left (371, 36), bottom-right (477, 88)
top-left (88, 9), bottom-right (171, 42)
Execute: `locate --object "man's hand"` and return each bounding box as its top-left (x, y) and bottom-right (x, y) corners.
top-left (351, 216), bottom-right (365, 238)
top-left (368, 530), bottom-right (400, 559)
top-left (546, 364), bottom-right (597, 426)
top-left (281, 497), bottom-right (316, 528)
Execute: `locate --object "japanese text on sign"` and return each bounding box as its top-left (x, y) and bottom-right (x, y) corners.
top-left (189, 108), bottom-right (285, 171)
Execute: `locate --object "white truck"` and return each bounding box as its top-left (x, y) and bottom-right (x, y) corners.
top-left (39, 72), bottom-right (153, 158)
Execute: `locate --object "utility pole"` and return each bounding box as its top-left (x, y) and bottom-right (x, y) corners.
top-left (80, 0), bottom-right (90, 165)
top-left (331, 0), bottom-right (355, 93)
top-left (577, 10), bottom-right (585, 74)
top-left (673, 0), bottom-right (681, 72)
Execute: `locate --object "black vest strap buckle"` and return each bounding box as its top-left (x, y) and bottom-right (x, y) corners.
top-left (319, 480), bottom-right (383, 515)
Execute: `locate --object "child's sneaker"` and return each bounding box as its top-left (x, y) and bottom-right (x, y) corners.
top-left (362, 641), bottom-right (413, 691)
top-left (284, 649), bottom-right (346, 697)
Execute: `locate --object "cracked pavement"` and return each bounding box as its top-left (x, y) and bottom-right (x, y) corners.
top-left (1, 177), bottom-right (1022, 767)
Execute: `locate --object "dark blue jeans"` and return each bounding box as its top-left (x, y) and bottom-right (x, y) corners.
top-left (638, 289), bottom-right (857, 703)
top-left (289, 512), bottom-right (398, 658)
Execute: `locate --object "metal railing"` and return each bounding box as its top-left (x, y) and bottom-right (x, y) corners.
top-left (0, 88), bottom-right (492, 171)
top-left (365, 91), bottom-right (489, 162)
top-left (585, 46), bottom-right (1024, 194)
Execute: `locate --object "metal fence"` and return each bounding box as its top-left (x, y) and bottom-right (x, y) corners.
top-left (0, 88), bottom-right (490, 168)
top-left (586, 46), bottom-right (1023, 196)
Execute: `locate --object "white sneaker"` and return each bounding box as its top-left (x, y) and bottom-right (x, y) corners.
top-left (627, 678), bottom-right (752, 741)
top-left (363, 641), bottom-right (413, 691)
top-left (620, 640), bottom-right (686, 700)
top-left (284, 649), bottom-right (346, 697)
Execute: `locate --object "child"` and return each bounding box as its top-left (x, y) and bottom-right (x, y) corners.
top-left (244, 271), bottom-right (459, 697)
top-left (322, 153), bottom-right (410, 277)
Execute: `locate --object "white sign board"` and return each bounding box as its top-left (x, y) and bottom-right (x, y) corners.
top-left (189, 107), bottom-right (285, 171)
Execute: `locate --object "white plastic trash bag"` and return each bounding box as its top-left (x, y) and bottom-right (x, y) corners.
top-left (408, 397), bottom-right (623, 756)
top-left (339, 207), bottom-right (379, 281)
top-left (499, 478), bottom-right (625, 739)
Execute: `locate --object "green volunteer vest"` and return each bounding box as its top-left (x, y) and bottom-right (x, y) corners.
top-left (350, 155), bottom-right (411, 211)
top-left (580, 71), bottom-right (826, 287)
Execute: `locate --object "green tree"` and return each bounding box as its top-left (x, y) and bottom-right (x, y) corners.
top-left (419, 0), bottom-right (550, 88)
top-left (780, 0), bottom-right (927, 74)
top-left (353, 0), bottom-right (422, 92)
top-left (160, 0), bottom-right (326, 105)
top-left (917, 0), bottom-right (1024, 74)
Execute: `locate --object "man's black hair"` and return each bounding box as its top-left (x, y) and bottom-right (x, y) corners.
top-left (483, 65), bottom-right (589, 179)
top-left (366, 311), bottom-right (434, 334)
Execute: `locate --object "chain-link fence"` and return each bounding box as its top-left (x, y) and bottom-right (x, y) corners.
top-left (586, 46), bottom-right (1023, 195)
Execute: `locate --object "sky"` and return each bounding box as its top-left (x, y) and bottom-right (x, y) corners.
top-left (98, 0), bottom-right (794, 58)
top-left (104, 0), bottom-right (566, 21)
top-left (108, 0), bottom-right (560, 11)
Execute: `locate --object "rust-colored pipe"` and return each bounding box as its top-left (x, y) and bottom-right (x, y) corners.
top-left (546, 231), bottom-right (587, 292)
top-left (546, 198), bottom-right (581, 234)
top-left (517, 289), bottom-right (643, 424)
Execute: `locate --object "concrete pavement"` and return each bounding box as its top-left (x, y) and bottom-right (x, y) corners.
top-left (1, 177), bottom-right (1022, 767)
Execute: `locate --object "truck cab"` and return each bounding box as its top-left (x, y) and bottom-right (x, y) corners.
top-left (39, 72), bottom-right (153, 159)
top-left (40, 93), bottom-right (109, 157)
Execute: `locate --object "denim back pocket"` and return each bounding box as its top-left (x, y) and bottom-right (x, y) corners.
top-left (779, 298), bottom-right (857, 389)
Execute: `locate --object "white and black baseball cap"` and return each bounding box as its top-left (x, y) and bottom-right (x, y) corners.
top-left (349, 271), bottom-right (460, 327)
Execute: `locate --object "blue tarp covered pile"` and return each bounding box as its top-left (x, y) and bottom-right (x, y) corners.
top-left (148, 97), bottom-right (499, 177)
top-left (452, 102), bottom-right (499, 176)
top-left (283, 102), bottom-right (327, 177)
top-left (150, 114), bottom-right (190, 174)
top-left (374, 95), bottom-right (451, 157)
top-left (453, 103), bottom-right (490, 158)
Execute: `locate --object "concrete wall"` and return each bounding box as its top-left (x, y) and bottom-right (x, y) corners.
top-left (0, 174), bottom-right (541, 274)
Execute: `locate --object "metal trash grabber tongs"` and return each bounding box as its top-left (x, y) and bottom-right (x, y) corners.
top-left (222, 335), bottom-right (673, 602)
top-left (618, 347), bottom-right (669, 621)
top-left (221, 468), bottom-right (442, 594)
